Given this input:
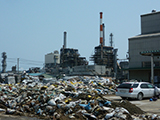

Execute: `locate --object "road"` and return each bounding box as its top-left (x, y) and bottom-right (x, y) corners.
top-left (105, 95), bottom-right (160, 115)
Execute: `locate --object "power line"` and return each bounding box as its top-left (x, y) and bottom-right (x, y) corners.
top-left (7, 58), bottom-right (43, 64)
top-left (1, 57), bottom-right (44, 68)
top-left (19, 62), bottom-right (43, 66)
top-left (7, 58), bottom-right (17, 60)
top-left (7, 60), bottom-right (17, 63)
top-left (20, 58), bottom-right (43, 63)
top-left (7, 57), bottom-right (43, 62)
top-left (3, 58), bottom-right (44, 70)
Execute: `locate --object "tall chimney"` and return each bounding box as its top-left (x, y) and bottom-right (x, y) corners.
top-left (103, 23), bottom-right (105, 46)
top-left (64, 31), bottom-right (67, 48)
top-left (100, 12), bottom-right (103, 45)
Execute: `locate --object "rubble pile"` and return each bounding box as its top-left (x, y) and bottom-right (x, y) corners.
top-left (0, 75), bottom-right (159, 120)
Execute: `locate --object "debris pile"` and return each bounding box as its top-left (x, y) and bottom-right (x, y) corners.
top-left (0, 76), bottom-right (159, 120)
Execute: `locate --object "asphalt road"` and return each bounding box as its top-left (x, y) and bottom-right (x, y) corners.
top-left (105, 95), bottom-right (160, 115)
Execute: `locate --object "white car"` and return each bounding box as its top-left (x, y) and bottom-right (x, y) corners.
top-left (116, 82), bottom-right (160, 100)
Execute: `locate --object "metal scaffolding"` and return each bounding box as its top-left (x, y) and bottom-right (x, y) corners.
top-left (60, 48), bottom-right (87, 68)
top-left (90, 45), bottom-right (114, 67)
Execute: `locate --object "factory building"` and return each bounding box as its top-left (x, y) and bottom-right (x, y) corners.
top-left (44, 12), bottom-right (121, 77)
top-left (128, 10), bottom-right (160, 85)
top-left (65, 12), bottom-right (120, 77)
top-left (90, 45), bottom-right (118, 77)
top-left (60, 32), bottom-right (87, 68)
top-left (60, 48), bottom-right (87, 68)
top-left (89, 12), bottom-right (118, 77)
top-left (90, 46), bottom-right (114, 67)
top-left (45, 50), bottom-right (60, 72)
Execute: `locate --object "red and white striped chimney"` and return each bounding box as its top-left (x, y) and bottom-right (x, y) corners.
top-left (100, 12), bottom-right (103, 45)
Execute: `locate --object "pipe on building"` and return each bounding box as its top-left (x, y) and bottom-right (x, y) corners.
top-left (103, 23), bottom-right (105, 46)
top-left (113, 49), bottom-right (118, 78)
top-left (64, 31), bottom-right (67, 48)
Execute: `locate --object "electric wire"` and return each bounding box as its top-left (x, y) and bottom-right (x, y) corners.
top-left (20, 58), bottom-right (43, 63)
top-left (1, 58), bottom-right (44, 67)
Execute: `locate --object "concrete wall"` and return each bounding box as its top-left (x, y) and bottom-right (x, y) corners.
top-left (95, 65), bottom-right (106, 75)
top-left (129, 34), bottom-right (160, 68)
top-left (71, 65), bottom-right (106, 75)
top-left (141, 11), bottom-right (160, 34)
top-left (45, 52), bottom-right (60, 64)
top-left (129, 69), bottom-right (160, 83)
top-left (129, 70), bottom-right (150, 82)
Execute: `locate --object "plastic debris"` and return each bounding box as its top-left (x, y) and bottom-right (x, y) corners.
top-left (6, 108), bottom-right (16, 114)
top-left (48, 99), bottom-right (56, 106)
top-left (0, 75), bottom-right (158, 119)
top-left (105, 111), bottom-right (115, 119)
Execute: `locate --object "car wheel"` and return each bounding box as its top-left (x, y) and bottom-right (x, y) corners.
top-left (137, 93), bottom-right (143, 100)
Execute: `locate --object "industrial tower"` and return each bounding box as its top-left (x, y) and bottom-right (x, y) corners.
top-left (90, 12), bottom-right (118, 76)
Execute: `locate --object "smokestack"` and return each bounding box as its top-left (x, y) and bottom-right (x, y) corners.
top-left (103, 23), bottom-right (105, 46)
top-left (100, 12), bottom-right (103, 45)
top-left (64, 31), bottom-right (67, 48)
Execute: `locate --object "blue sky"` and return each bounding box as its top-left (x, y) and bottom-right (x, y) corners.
top-left (0, 0), bottom-right (160, 71)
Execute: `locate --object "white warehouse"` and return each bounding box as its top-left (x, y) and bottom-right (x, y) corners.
top-left (45, 50), bottom-right (60, 69)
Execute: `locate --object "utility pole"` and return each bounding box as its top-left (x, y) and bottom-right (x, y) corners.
top-left (151, 53), bottom-right (154, 84)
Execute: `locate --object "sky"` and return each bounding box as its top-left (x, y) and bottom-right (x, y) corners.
top-left (0, 0), bottom-right (160, 71)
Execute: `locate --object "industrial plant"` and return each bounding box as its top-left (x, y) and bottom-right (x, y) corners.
top-left (44, 12), bottom-right (128, 79)
top-left (2, 10), bottom-right (160, 83)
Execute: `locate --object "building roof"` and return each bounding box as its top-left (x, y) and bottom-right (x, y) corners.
top-left (126, 67), bottom-right (160, 70)
top-left (141, 10), bottom-right (160, 17)
top-left (95, 45), bottom-right (113, 50)
top-left (129, 32), bottom-right (160, 40)
top-left (140, 50), bottom-right (160, 56)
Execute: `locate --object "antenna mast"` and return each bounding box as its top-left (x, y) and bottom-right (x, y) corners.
top-left (110, 33), bottom-right (113, 47)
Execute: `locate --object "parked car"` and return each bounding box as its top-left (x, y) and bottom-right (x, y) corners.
top-left (116, 82), bottom-right (160, 100)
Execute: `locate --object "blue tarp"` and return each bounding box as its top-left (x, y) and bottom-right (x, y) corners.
top-left (28, 73), bottom-right (43, 76)
top-left (28, 73), bottom-right (53, 78)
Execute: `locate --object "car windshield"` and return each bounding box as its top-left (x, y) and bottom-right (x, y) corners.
top-left (118, 83), bottom-right (138, 88)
